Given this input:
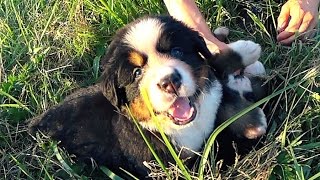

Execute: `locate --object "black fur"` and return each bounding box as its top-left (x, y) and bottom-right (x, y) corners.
top-left (29, 85), bottom-right (174, 178)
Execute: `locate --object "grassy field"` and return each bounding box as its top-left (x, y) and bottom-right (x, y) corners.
top-left (0, 0), bottom-right (319, 179)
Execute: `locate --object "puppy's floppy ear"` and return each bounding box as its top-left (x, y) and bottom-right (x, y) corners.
top-left (100, 32), bottom-right (128, 109)
top-left (100, 42), bottom-right (127, 109)
top-left (100, 68), bottom-right (126, 110)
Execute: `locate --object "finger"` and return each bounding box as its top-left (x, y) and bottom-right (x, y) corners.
top-left (277, 3), bottom-right (290, 32)
top-left (279, 20), bottom-right (316, 44)
top-left (299, 17), bottom-right (318, 41)
top-left (285, 11), bottom-right (304, 33)
top-left (298, 12), bottom-right (314, 34)
top-left (279, 34), bottom-right (298, 45)
top-left (277, 31), bottom-right (295, 42)
top-left (278, 11), bottom-right (304, 42)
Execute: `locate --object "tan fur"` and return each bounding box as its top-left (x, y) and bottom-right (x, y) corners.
top-left (129, 96), bottom-right (151, 121)
top-left (129, 51), bottom-right (145, 67)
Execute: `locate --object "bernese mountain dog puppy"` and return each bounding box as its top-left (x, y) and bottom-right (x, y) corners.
top-left (29, 16), bottom-right (267, 178)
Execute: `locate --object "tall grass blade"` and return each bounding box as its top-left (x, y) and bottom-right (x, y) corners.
top-left (246, 9), bottom-right (271, 38)
top-left (140, 88), bottom-right (192, 180)
top-left (100, 166), bottom-right (124, 180)
top-left (127, 106), bottom-right (170, 178)
top-left (9, 0), bottom-right (28, 45)
top-left (119, 167), bottom-right (139, 180)
top-left (0, 104), bottom-right (21, 108)
top-left (53, 143), bottom-right (81, 179)
top-left (40, 0), bottom-right (58, 41)
top-left (309, 172), bottom-right (320, 180)
top-left (98, 0), bottom-right (124, 26)
top-left (298, 142), bottom-right (320, 150)
top-left (288, 145), bottom-right (305, 180)
top-left (10, 154), bottom-right (35, 179)
top-left (0, 89), bottom-right (34, 115)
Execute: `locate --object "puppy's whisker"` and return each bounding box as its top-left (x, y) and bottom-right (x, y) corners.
top-left (170, 82), bottom-right (179, 96)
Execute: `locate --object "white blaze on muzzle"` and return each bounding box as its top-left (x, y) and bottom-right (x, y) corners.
top-left (141, 59), bottom-right (196, 113)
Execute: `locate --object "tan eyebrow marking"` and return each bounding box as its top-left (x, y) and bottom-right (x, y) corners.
top-left (129, 51), bottom-right (145, 67)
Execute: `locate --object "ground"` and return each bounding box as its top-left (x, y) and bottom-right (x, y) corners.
top-left (0, 0), bottom-right (319, 179)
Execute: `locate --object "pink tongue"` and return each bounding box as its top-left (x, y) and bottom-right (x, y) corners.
top-left (168, 97), bottom-right (194, 121)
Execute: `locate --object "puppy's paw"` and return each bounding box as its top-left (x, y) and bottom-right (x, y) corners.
top-left (244, 61), bottom-right (266, 77)
top-left (228, 40), bottom-right (261, 66)
top-left (244, 108), bottom-right (267, 139)
top-left (214, 26), bottom-right (229, 37)
top-left (213, 26), bottom-right (229, 42)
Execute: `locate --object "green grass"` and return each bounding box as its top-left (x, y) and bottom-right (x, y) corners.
top-left (1, 0), bottom-right (319, 179)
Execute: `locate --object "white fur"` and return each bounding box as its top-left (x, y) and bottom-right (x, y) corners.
top-left (140, 58), bottom-right (222, 152)
top-left (258, 108), bottom-right (268, 129)
top-left (170, 81), bottom-right (222, 152)
top-left (228, 40), bottom-right (261, 66)
top-left (141, 59), bottom-right (196, 112)
top-left (124, 18), bottom-right (163, 55)
top-left (213, 26), bottom-right (229, 37)
top-left (227, 75), bottom-right (252, 98)
top-left (140, 81), bottom-right (222, 152)
top-left (244, 61), bottom-right (266, 77)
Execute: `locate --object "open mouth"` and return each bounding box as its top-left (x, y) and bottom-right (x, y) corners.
top-left (165, 97), bottom-right (197, 125)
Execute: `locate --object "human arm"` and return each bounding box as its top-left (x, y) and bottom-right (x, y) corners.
top-left (277, 0), bottom-right (320, 45)
top-left (163, 0), bottom-right (228, 53)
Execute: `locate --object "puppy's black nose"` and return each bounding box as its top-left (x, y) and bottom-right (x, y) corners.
top-left (157, 69), bottom-right (182, 94)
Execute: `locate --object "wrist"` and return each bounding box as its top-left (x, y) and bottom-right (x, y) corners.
top-left (203, 36), bottom-right (228, 53)
top-left (298, 0), bottom-right (320, 7)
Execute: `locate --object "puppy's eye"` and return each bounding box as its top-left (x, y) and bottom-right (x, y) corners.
top-left (133, 68), bottom-right (143, 79)
top-left (170, 47), bottom-right (184, 58)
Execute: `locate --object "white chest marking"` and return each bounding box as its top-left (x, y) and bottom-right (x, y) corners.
top-left (170, 81), bottom-right (222, 153)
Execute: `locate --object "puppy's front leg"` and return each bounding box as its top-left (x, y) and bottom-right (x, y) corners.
top-left (210, 40), bottom-right (261, 78)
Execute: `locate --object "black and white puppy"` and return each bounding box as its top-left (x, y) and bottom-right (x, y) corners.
top-left (212, 27), bottom-right (268, 139)
top-left (29, 16), bottom-right (267, 178)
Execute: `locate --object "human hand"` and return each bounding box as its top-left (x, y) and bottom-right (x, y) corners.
top-left (204, 37), bottom-right (229, 54)
top-left (277, 0), bottom-right (320, 45)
